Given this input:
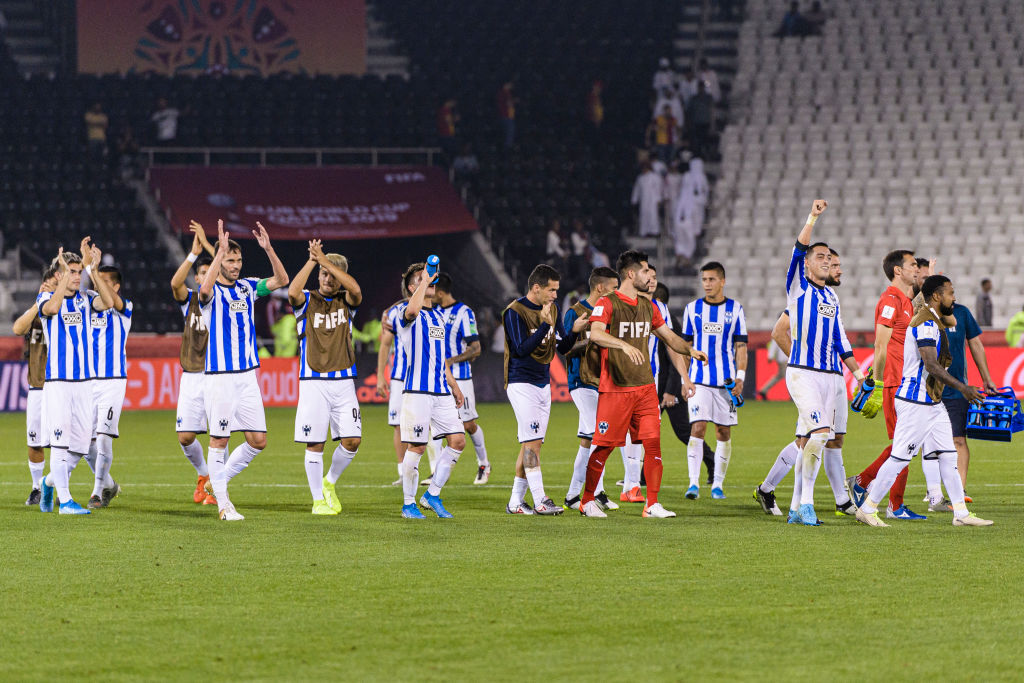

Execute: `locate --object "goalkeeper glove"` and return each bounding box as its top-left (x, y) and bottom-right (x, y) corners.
top-left (861, 388), bottom-right (883, 419)
top-left (851, 377), bottom-right (875, 412)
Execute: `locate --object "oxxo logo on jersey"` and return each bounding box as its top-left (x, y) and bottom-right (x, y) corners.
top-left (91, 313), bottom-right (108, 328)
top-left (61, 311), bottom-right (83, 325)
top-left (702, 322), bottom-right (724, 334)
top-left (313, 309), bottom-right (348, 329)
top-left (429, 325), bottom-right (445, 340)
top-left (618, 321), bottom-right (651, 338)
top-left (817, 303), bottom-right (837, 318)
top-left (229, 300), bottom-right (249, 312)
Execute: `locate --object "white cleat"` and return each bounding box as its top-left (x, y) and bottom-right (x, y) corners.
top-left (855, 508), bottom-right (889, 527)
top-left (581, 500), bottom-right (607, 518)
top-left (219, 503), bottom-right (244, 521)
top-left (390, 477), bottom-right (402, 487)
top-left (642, 502), bottom-right (676, 518)
top-left (473, 464), bottom-right (491, 485)
top-left (953, 513), bottom-right (993, 527)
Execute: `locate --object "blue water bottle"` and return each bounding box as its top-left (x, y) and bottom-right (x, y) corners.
top-left (724, 378), bottom-right (744, 408)
top-left (425, 254), bottom-right (440, 279)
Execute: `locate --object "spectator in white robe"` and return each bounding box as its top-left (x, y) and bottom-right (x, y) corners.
top-left (673, 157), bottom-right (709, 265)
top-left (652, 57), bottom-right (677, 93)
top-left (662, 161), bottom-right (684, 236)
top-left (631, 161), bottom-right (664, 237)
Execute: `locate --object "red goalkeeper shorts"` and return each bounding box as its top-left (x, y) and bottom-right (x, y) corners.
top-left (592, 384), bottom-right (661, 447)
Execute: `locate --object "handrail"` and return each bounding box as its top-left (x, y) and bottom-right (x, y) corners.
top-left (140, 146), bottom-right (443, 168)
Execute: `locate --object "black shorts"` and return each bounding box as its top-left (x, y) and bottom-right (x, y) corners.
top-left (942, 396), bottom-right (969, 438)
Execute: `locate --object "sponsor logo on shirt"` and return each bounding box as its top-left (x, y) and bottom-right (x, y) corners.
top-left (702, 322), bottom-right (724, 334)
top-left (880, 305), bottom-right (895, 320)
top-left (91, 313), bottom-right (108, 328)
top-left (313, 310), bottom-right (348, 329)
top-left (592, 305), bottom-right (604, 317)
top-left (61, 312), bottom-right (83, 325)
top-left (229, 300), bottom-right (249, 312)
top-left (817, 303), bottom-right (837, 318)
top-left (429, 325), bottom-right (445, 340)
top-left (618, 321), bottom-right (651, 338)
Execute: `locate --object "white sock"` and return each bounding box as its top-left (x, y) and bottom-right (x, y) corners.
top-left (763, 441), bottom-right (798, 492)
top-left (428, 447), bottom-right (462, 496)
top-left (790, 451), bottom-right (803, 511)
top-left (397, 462), bottom-right (404, 480)
top-left (92, 434), bottom-right (114, 497)
top-left (402, 450), bottom-right (422, 505)
top-left (822, 447), bottom-right (850, 505)
top-left (713, 439), bottom-right (732, 488)
top-left (922, 456), bottom-right (943, 503)
top-left (208, 446), bottom-right (229, 506)
top-left (937, 451), bottom-right (969, 519)
top-left (469, 426), bottom-right (489, 466)
top-left (427, 436), bottom-right (441, 476)
top-left (327, 445), bottom-right (356, 484)
top-left (596, 466), bottom-right (606, 495)
top-left (624, 440), bottom-right (643, 490)
top-left (51, 447), bottom-right (73, 504)
top-left (304, 450), bottom-right (324, 501)
top-left (509, 476), bottom-right (528, 508)
top-left (225, 442), bottom-right (261, 481)
top-left (686, 437), bottom-right (704, 487)
top-left (29, 459), bottom-right (44, 489)
top-left (799, 433), bottom-right (827, 505)
top-left (862, 456), bottom-right (911, 514)
top-left (525, 467), bottom-right (546, 504)
top-left (180, 440), bottom-right (208, 476)
top-left (83, 439), bottom-right (98, 474)
top-left (567, 445), bottom-right (592, 499)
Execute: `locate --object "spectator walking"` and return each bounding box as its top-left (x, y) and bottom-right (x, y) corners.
top-left (647, 104), bottom-right (678, 165)
top-left (497, 81), bottom-right (518, 148)
top-left (631, 160), bottom-right (664, 237)
top-left (662, 161), bottom-right (684, 236)
top-left (653, 87), bottom-right (684, 139)
top-left (976, 279), bottom-right (993, 326)
top-left (653, 57), bottom-right (677, 92)
top-left (672, 157), bottom-right (708, 266)
top-left (677, 67), bottom-right (698, 106)
top-left (685, 82), bottom-right (714, 159)
top-left (151, 97), bottom-right (181, 145)
top-left (698, 58), bottom-right (721, 103)
top-left (85, 102), bottom-right (109, 158)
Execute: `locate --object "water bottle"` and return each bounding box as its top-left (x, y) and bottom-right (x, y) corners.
top-left (425, 254), bottom-right (440, 278)
top-left (724, 378), bottom-right (744, 408)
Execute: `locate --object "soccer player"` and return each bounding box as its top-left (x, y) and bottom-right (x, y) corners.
top-left (12, 264), bottom-right (58, 505)
top-left (36, 248), bottom-right (95, 515)
top-left (170, 222), bottom-right (216, 505)
top-left (394, 261), bottom-right (465, 519)
top-left (376, 293), bottom-right (409, 486)
top-left (81, 240), bottom-right (133, 509)
top-left (681, 261), bottom-right (747, 500)
top-left (563, 266), bottom-right (620, 511)
top-left (199, 220), bottom-right (289, 521)
top-left (846, 250), bottom-right (931, 519)
top-left (288, 240), bottom-right (363, 515)
top-left (431, 272), bottom-right (491, 484)
top-left (503, 264), bottom-right (587, 515)
top-left (579, 250), bottom-right (706, 519)
top-left (855, 276), bottom-right (991, 527)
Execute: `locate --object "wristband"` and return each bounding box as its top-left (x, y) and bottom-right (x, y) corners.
top-left (186, 253), bottom-right (198, 263)
top-left (853, 369), bottom-right (865, 383)
top-left (85, 265), bottom-right (93, 276)
top-left (806, 212), bottom-right (818, 226)
top-left (736, 370), bottom-right (746, 381)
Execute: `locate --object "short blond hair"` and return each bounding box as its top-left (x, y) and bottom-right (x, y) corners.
top-left (324, 253), bottom-right (348, 272)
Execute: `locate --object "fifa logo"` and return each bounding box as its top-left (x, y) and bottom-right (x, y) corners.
top-left (189, 313), bottom-right (206, 331)
top-left (313, 310), bottom-right (348, 329)
top-left (618, 321), bottom-right (651, 338)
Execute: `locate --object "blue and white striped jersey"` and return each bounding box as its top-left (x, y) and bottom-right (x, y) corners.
top-left (896, 320), bottom-right (941, 404)
top-left (681, 297), bottom-right (748, 387)
top-left (89, 295), bottom-right (133, 379)
top-left (438, 302), bottom-right (479, 380)
top-left (396, 303), bottom-right (451, 395)
top-left (649, 299), bottom-right (673, 380)
top-left (294, 291), bottom-right (357, 380)
top-left (384, 301), bottom-right (409, 382)
top-left (786, 242), bottom-right (842, 373)
top-left (37, 290), bottom-right (93, 381)
top-left (201, 277), bottom-right (262, 374)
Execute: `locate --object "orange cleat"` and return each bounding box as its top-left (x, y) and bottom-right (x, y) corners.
top-left (202, 493), bottom-right (217, 505)
top-left (619, 486), bottom-right (646, 503)
top-left (194, 475), bottom-right (210, 504)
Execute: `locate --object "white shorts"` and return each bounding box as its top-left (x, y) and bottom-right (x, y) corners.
top-left (43, 381), bottom-right (94, 453)
top-left (455, 378), bottom-right (479, 422)
top-left (387, 378), bottom-right (404, 427)
top-left (176, 371), bottom-right (207, 434)
top-left (507, 382), bottom-right (551, 443)
top-left (204, 369), bottom-right (267, 438)
top-left (295, 379), bottom-right (362, 443)
top-left (400, 392), bottom-right (463, 444)
top-left (892, 399), bottom-right (955, 460)
top-left (27, 388), bottom-right (46, 448)
top-left (832, 374), bottom-right (849, 435)
top-left (92, 378), bottom-right (127, 438)
top-left (689, 384), bottom-right (738, 427)
top-left (786, 367), bottom-right (836, 438)
top-left (570, 387), bottom-right (598, 439)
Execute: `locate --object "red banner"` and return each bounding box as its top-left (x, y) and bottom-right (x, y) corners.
top-left (754, 348), bottom-right (1024, 400)
top-left (150, 167), bottom-right (478, 241)
top-left (77, 0), bottom-right (365, 76)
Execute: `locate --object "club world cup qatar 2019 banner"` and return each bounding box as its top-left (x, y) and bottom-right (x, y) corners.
top-left (77, 0), bottom-right (365, 76)
top-left (150, 166), bottom-right (479, 240)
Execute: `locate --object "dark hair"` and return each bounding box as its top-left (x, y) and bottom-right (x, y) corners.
top-left (402, 262), bottom-right (426, 296)
top-left (527, 264), bottom-right (560, 290)
top-left (921, 274), bottom-right (951, 301)
top-left (97, 265), bottom-right (122, 287)
top-left (194, 254), bottom-right (213, 271)
top-left (654, 283), bottom-right (670, 304)
top-left (41, 262), bottom-right (59, 281)
top-left (806, 241), bottom-right (830, 255)
top-left (616, 249), bottom-right (649, 278)
top-left (216, 238), bottom-right (242, 254)
top-left (648, 262), bottom-right (657, 274)
top-left (700, 261), bottom-right (726, 278)
top-left (915, 257), bottom-right (929, 269)
top-left (829, 248), bottom-right (839, 257)
top-left (882, 249), bottom-right (915, 281)
top-left (434, 272), bottom-right (453, 294)
top-left (588, 266), bottom-right (619, 290)
top-left (981, 278), bottom-right (992, 287)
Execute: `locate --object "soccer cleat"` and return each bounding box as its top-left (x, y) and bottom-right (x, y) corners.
top-left (505, 502), bottom-right (536, 515)
top-left (754, 484), bottom-right (783, 516)
top-left (685, 485), bottom-right (699, 500)
top-left (101, 481), bottom-right (120, 507)
top-left (58, 500), bottom-right (91, 515)
top-left (619, 486), bottom-right (645, 503)
top-left (390, 477), bottom-right (402, 487)
top-left (88, 495), bottom-right (104, 509)
top-left (595, 491), bottom-right (618, 511)
top-left (711, 486), bottom-right (726, 500)
top-left (473, 464), bottom-right (491, 485)
top-left (533, 497), bottom-right (564, 515)
top-left (419, 493), bottom-right (453, 518)
top-left (312, 500), bottom-right (338, 515)
top-left (615, 479), bottom-right (625, 487)
top-left (797, 503), bottom-right (821, 526)
top-left (835, 501), bottom-right (857, 516)
top-left (401, 503), bottom-right (426, 519)
top-left (787, 509), bottom-right (800, 524)
top-left (847, 476), bottom-right (867, 508)
top-left (219, 503), bottom-right (244, 521)
top-left (855, 508), bottom-right (889, 527)
top-left (963, 492), bottom-right (973, 503)
top-left (642, 502), bottom-right (676, 518)
top-left (322, 476), bottom-right (342, 513)
top-left (952, 513), bottom-right (993, 527)
top-left (928, 497), bottom-right (953, 512)
top-left (25, 488), bottom-right (41, 506)
top-left (581, 500), bottom-right (607, 518)
top-left (39, 477), bottom-right (54, 513)
top-left (563, 495), bottom-right (581, 511)
top-left (420, 476), bottom-right (432, 488)
top-left (194, 475), bottom-right (210, 504)
top-left (886, 505), bottom-right (927, 521)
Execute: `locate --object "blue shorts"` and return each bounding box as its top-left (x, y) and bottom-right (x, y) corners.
top-left (942, 396), bottom-right (969, 438)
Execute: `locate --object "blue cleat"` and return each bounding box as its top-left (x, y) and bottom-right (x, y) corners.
top-left (787, 508), bottom-right (800, 524)
top-left (685, 485), bottom-right (699, 500)
top-left (419, 493), bottom-right (453, 518)
top-left (401, 503), bottom-right (426, 519)
top-left (886, 505), bottom-right (927, 521)
top-left (711, 487), bottom-right (726, 499)
top-left (797, 503), bottom-right (821, 526)
top-left (58, 500), bottom-right (91, 515)
top-left (847, 476), bottom-right (867, 508)
top-left (39, 476), bottom-right (55, 513)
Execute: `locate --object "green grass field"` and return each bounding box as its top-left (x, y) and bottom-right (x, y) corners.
top-left (2, 401), bottom-right (1023, 681)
